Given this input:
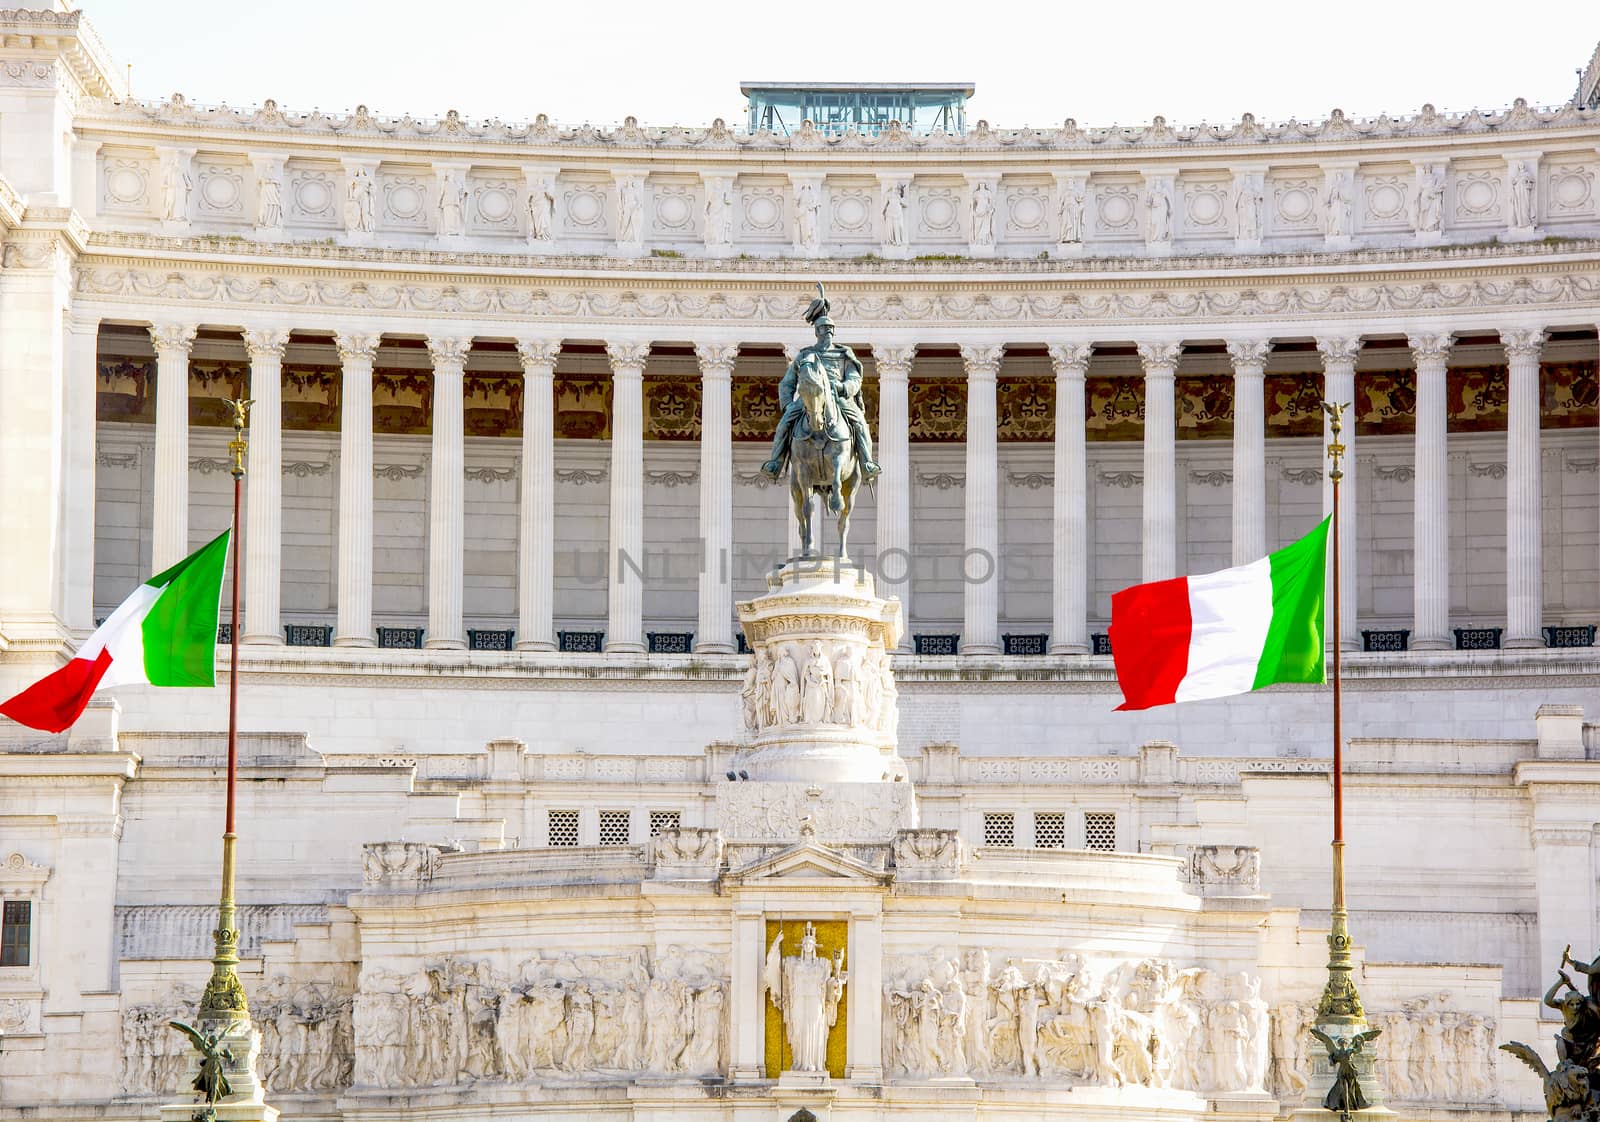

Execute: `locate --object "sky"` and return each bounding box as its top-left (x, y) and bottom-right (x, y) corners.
top-left (84, 0), bottom-right (1598, 130)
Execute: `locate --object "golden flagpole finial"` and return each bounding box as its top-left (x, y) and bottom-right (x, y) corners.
top-left (225, 397), bottom-right (253, 480)
top-left (1322, 400), bottom-right (1348, 483)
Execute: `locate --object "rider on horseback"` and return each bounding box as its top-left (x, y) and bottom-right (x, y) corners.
top-left (760, 286), bottom-right (882, 482)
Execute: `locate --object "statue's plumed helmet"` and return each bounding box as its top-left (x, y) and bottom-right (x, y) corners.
top-left (802, 281), bottom-right (832, 327)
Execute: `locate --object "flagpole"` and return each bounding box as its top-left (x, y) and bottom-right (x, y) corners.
top-left (199, 396), bottom-right (252, 1028)
top-left (1316, 399), bottom-right (1376, 1117)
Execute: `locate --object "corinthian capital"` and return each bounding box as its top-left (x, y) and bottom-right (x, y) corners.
top-left (1136, 341), bottom-right (1182, 372)
top-left (148, 322), bottom-right (198, 354)
top-left (1047, 342), bottom-right (1092, 377)
top-left (1499, 327), bottom-right (1546, 360)
top-left (427, 336), bottom-right (473, 368)
top-left (1225, 339), bottom-right (1272, 369)
top-left (694, 342), bottom-right (740, 377)
top-left (872, 345), bottom-right (916, 379)
top-left (605, 340), bottom-right (651, 372)
top-left (243, 327), bottom-right (290, 360)
top-left (1315, 336), bottom-right (1363, 367)
top-left (1406, 332), bottom-right (1454, 366)
top-left (515, 338), bottom-right (563, 369)
top-left (336, 332), bottom-right (381, 364)
top-left (959, 343), bottom-right (1003, 379)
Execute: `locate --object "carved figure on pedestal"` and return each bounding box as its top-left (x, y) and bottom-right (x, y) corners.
top-left (1510, 161), bottom-right (1537, 228)
top-left (970, 181), bottom-right (995, 245)
top-left (527, 176), bottom-right (555, 242)
top-left (830, 647), bottom-right (859, 725)
top-left (257, 171), bottom-right (283, 229)
top-left (794, 182), bottom-right (820, 250)
top-left (801, 640), bottom-right (833, 723)
top-left (774, 647), bottom-right (802, 726)
top-left (706, 180), bottom-right (734, 246)
top-left (1057, 181), bottom-right (1086, 244)
top-left (882, 182), bottom-right (907, 247)
top-left (764, 924), bottom-right (846, 1073)
top-left (877, 658), bottom-right (899, 738)
top-left (754, 649), bottom-right (776, 729)
top-left (741, 659), bottom-right (760, 732)
top-left (861, 649), bottom-right (885, 729)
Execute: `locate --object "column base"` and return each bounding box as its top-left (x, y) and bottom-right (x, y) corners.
top-left (962, 643), bottom-right (1002, 656)
top-left (514, 639), bottom-right (556, 652)
top-left (1504, 634), bottom-right (1544, 650)
top-left (692, 640), bottom-right (737, 654)
top-left (424, 638), bottom-right (466, 651)
top-left (605, 640), bottom-right (647, 655)
top-left (332, 634), bottom-right (376, 648)
top-left (1048, 641), bottom-right (1091, 655)
top-left (241, 633), bottom-right (284, 647)
top-left (1411, 636), bottom-right (1451, 651)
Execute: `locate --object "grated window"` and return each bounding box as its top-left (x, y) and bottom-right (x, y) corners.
top-left (1084, 812), bottom-right (1117, 851)
top-left (598, 810), bottom-right (632, 846)
top-left (547, 809), bottom-right (580, 847)
top-left (1, 900), bottom-right (31, 967)
top-left (982, 812), bottom-right (1016, 848)
top-left (1034, 812), bottom-right (1067, 849)
top-left (648, 810), bottom-right (682, 837)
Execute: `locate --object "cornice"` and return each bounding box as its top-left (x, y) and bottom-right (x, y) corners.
top-left (75, 94), bottom-right (1600, 161)
top-left (0, 9), bottom-right (123, 100)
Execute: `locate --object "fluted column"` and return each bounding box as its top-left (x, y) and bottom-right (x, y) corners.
top-left (1048, 343), bottom-right (1090, 653)
top-left (1409, 332), bottom-right (1454, 650)
top-left (1317, 336), bottom-right (1362, 651)
top-left (333, 333), bottom-right (378, 646)
top-left (606, 341), bottom-right (649, 653)
top-left (241, 328), bottom-right (288, 644)
top-left (425, 336), bottom-right (470, 650)
top-left (515, 338), bottom-right (560, 651)
top-left (695, 342), bottom-right (738, 653)
top-left (874, 344), bottom-right (914, 650)
top-left (149, 322), bottom-right (197, 572)
top-left (63, 315), bottom-right (100, 633)
top-left (1227, 339), bottom-right (1270, 566)
top-left (961, 344), bottom-right (1002, 655)
top-left (1503, 327), bottom-right (1547, 648)
top-left (1137, 341), bottom-right (1181, 583)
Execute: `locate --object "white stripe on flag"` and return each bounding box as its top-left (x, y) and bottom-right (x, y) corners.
top-left (1173, 556), bottom-right (1274, 704)
top-left (76, 582), bottom-right (162, 689)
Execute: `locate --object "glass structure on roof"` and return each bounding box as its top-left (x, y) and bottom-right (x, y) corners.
top-left (740, 82), bottom-right (973, 136)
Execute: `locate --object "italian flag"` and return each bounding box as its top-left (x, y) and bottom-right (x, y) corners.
top-left (1109, 518), bottom-right (1329, 711)
top-left (0, 530), bottom-right (231, 733)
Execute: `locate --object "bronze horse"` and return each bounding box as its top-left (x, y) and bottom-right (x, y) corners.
top-left (787, 353), bottom-right (862, 559)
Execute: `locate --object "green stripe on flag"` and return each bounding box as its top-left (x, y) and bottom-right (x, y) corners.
top-left (1251, 517), bottom-right (1330, 690)
top-left (141, 529), bottom-right (230, 687)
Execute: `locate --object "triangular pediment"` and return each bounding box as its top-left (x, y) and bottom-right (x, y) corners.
top-left (726, 839), bottom-right (887, 884)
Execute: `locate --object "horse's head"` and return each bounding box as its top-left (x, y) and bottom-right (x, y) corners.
top-left (795, 353), bottom-right (833, 433)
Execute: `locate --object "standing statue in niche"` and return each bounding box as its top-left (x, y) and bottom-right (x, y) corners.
top-left (1510, 161), bottom-right (1538, 229)
top-left (794, 181), bottom-right (820, 250)
top-left (705, 180), bottom-right (735, 246)
top-left (881, 182), bottom-right (907, 247)
top-left (970, 181), bottom-right (995, 245)
top-left (1414, 165), bottom-right (1445, 233)
top-left (437, 174), bottom-right (466, 236)
top-left (764, 924), bottom-right (846, 1074)
top-left (527, 176), bottom-right (555, 242)
top-left (1235, 177), bottom-right (1263, 241)
top-left (347, 168), bottom-right (375, 234)
top-left (760, 284), bottom-right (880, 557)
top-left (257, 170), bottom-right (283, 229)
top-left (1145, 181), bottom-right (1172, 243)
top-left (1325, 172), bottom-right (1352, 237)
top-left (617, 179), bottom-right (643, 244)
top-left (162, 157), bottom-right (192, 222)
top-left (801, 641), bottom-right (833, 724)
top-left (1057, 180), bottom-right (1085, 244)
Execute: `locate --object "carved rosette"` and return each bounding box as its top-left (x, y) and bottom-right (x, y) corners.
top-left (735, 563), bottom-right (904, 783)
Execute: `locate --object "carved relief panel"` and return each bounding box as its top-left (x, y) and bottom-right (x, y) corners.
top-left (1177, 176), bottom-right (1231, 240)
top-left (739, 181), bottom-right (788, 240)
top-left (378, 170), bottom-right (432, 231)
top-left (1544, 160), bottom-right (1597, 221)
top-left (101, 152), bottom-right (155, 216)
top-left (284, 161), bottom-right (340, 227)
top-left (914, 182), bottom-right (963, 240)
top-left (828, 182), bottom-right (877, 242)
top-left (649, 179), bottom-right (700, 239)
top-left (1091, 179), bottom-right (1141, 240)
top-left (191, 158), bottom-right (248, 222)
top-left (1004, 182), bottom-right (1051, 239)
top-left (1358, 168), bottom-right (1413, 233)
top-left (560, 178), bottom-right (613, 239)
top-left (1450, 162), bottom-right (1505, 228)
top-left (468, 175), bottom-right (521, 234)
top-left (1266, 173), bottom-right (1321, 237)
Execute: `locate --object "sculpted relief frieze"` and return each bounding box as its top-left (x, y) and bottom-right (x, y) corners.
top-left (352, 949), bottom-right (727, 1087)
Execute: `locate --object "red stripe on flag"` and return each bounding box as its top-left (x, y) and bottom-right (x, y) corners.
top-left (1109, 576), bottom-right (1194, 711)
top-left (0, 648), bottom-right (114, 733)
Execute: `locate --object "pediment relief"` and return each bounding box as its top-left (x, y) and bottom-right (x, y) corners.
top-left (725, 839), bottom-right (888, 885)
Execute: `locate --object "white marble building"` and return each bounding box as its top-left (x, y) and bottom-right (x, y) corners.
top-left (2, 4), bottom-right (1600, 1120)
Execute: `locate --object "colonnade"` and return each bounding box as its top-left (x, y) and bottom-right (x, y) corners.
top-left (123, 321), bottom-right (1579, 655)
